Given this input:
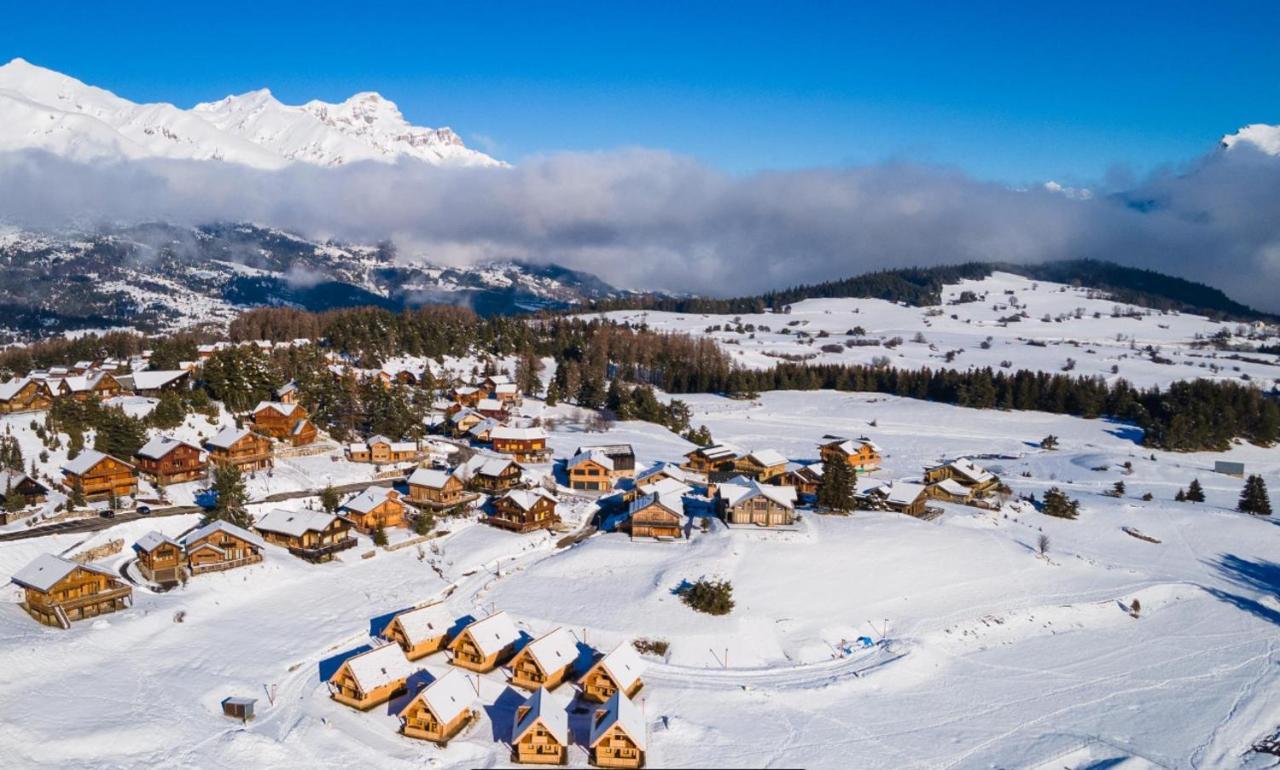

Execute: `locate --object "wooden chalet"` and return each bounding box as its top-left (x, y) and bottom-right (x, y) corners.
top-left (0, 470), bottom-right (49, 520)
top-left (568, 450), bottom-right (616, 492)
top-left (204, 426), bottom-right (273, 473)
top-left (182, 520), bottom-right (265, 575)
top-left (55, 371), bottom-right (123, 401)
top-left (490, 489), bottom-right (560, 533)
top-left (490, 427), bottom-right (551, 463)
top-left (254, 509), bottom-right (355, 562)
top-left (11, 553), bottom-right (132, 628)
top-left (786, 463), bottom-right (824, 497)
top-left (449, 408), bottom-right (486, 437)
top-left (579, 643), bottom-right (646, 703)
top-left (383, 603), bottom-right (458, 660)
top-left (717, 478), bottom-right (797, 527)
top-left (680, 443), bottom-right (741, 474)
top-left (926, 478), bottom-right (975, 504)
top-left (475, 398), bottom-right (511, 421)
top-left (346, 435), bottom-right (420, 464)
top-left (339, 486), bottom-right (407, 533)
top-left (589, 692), bottom-right (647, 769)
top-left (399, 669), bottom-right (477, 745)
top-left (120, 369), bottom-right (191, 395)
top-left (626, 463), bottom-right (696, 502)
top-left (274, 381), bottom-right (300, 405)
top-left (0, 377), bottom-right (55, 414)
top-left (62, 449), bottom-right (138, 502)
top-left (134, 436), bottom-right (208, 486)
top-left (451, 386), bottom-right (484, 408)
top-left (734, 449), bottom-right (790, 483)
top-left (627, 493), bottom-right (686, 540)
top-left (855, 480), bottom-right (930, 516)
top-left (461, 456), bottom-right (524, 493)
top-left (250, 401), bottom-right (316, 446)
top-left (819, 437), bottom-right (882, 473)
top-left (511, 687), bottom-right (570, 765)
top-left (509, 627), bottom-right (580, 691)
top-left (448, 611), bottom-right (521, 673)
top-left (481, 374), bottom-right (514, 396)
top-left (132, 531), bottom-right (185, 584)
top-left (407, 467), bottom-right (469, 508)
top-left (493, 382), bottom-right (521, 405)
top-left (328, 643), bottom-right (418, 710)
top-left (923, 458), bottom-right (1001, 496)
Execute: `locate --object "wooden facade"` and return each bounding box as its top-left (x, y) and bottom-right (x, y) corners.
top-left (250, 402), bottom-right (316, 446)
top-left (328, 644), bottom-right (413, 710)
top-left (509, 627), bottom-right (579, 691)
top-left (340, 487), bottom-right (407, 533)
top-left (407, 468), bottom-right (468, 507)
top-left (134, 438), bottom-right (208, 486)
top-left (589, 693), bottom-right (647, 769)
top-left (568, 453), bottom-right (613, 491)
top-left (734, 451), bottom-right (789, 483)
top-left (490, 490), bottom-right (560, 533)
top-left (579, 645), bottom-right (645, 704)
top-left (718, 482), bottom-right (797, 527)
top-left (184, 521), bottom-right (265, 575)
top-left (63, 451), bottom-right (139, 502)
top-left (0, 378), bottom-right (55, 414)
top-left (399, 669), bottom-right (476, 745)
top-left (348, 436), bottom-right (420, 464)
top-left (820, 438), bottom-right (882, 473)
top-left (680, 444), bottom-right (740, 474)
top-left (12, 554), bottom-right (132, 628)
top-left (383, 603), bottom-right (457, 660)
top-left (490, 428), bottom-right (551, 463)
top-left (204, 429), bottom-right (273, 474)
top-left (511, 689), bottom-right (569, 766)
top-left (254, 510), bottom-right (355, 563)
top-left (448, 612), bottom-right (520, 673)
top-left (628, 495), bottom-right (685, 540)
top-left (134, 533), bottom-right (184, 584)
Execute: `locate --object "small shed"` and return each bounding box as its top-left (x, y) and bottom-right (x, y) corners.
top-left (221, 696), bottom-right (256, 722)
top-left (1214, 460), bottom-right (1245, 478)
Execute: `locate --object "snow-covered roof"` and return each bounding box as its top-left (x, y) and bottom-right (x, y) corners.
top-left (628, 492), bottom-right (684, 519)
top-left (593, 643), bottom-right (645, 691)
top-left (252, 401), bottom-right (301, 417)
top-left (401, 668), bottom-right (475, 724)
top-left (885, 481), bottom-right (928, 506)
top-left (407, 468), bottom-right (454, 489)
top-left (569, 450), bottom-right (613, 471)
top-left (11, 553), bottom-right (116, 592)
top-left (340, 486), bottom-right (398, 515)
top-left (933, 478), bottom-right (971, 497)
top-left (128, 369), bottom-right (189, 390)
top-left (589, 691), bottom-right (647, 751)
top-left (183, 519), bottom-right (265, 549)
top-left (512, 687), bottom-right (570, 746)
top-left (476, 398), bottom-right (506, 412)
top-left (62, 449), bottom-right (130, 477)
top-left (494, 383), bottom-right (518, 394)
top-left (949, 458), bottom-right (995, 485)
top-left (392, 603), bottom-right (456, 646)
top-left (0, 469), bottom-right (44, 493)
top-left (337, 643), bottom-right (418, 693)
top-left (491, 426), bottom-right (547, 442)
top-left (254, 508), bottom-right (340, 538)
top-left (718, 479), bottom-right (796, 510)
top-left (133, 530), bottom-right (180, 553)
top-left (458, 611), bottom-right (520, 658)
top-left (746, 449), bottom-right (789, 467)
top-left (136, 435), bottom-right (204, 460)
top-left (637, 476), bottom-right (691, 500)
top-left (521, 627), bottom-right (578, 675)
top-left (467, 456), bottom-right (520, 478)
top-left (290, 419), bottom-right (314, 436)
top-left (575, 444), bottom-right (635, 460)
top-left (826, 436), bottom-right (881, 454)
top-left (275, 382), bottom-right (298, 396)
top-left (0, 378), bottom-right (35, 400)
top-left (204, 426), bottom-right (252, 449)
top-left (485, 374), bottom-right (513, 386)
top-left (499, 488), bottom-right (558, 512)
top-left (687, 443), bottom-right (740, 461)
top-left (635, 463), bottom-right (690, 485)
top-left (365, 434), bottom-right (393, 446)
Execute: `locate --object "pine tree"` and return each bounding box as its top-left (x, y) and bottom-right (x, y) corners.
top-left (149, 391), bottom-right (186, 430)
top-left (210, 463), bottom-right (252, 528)
top-left (1237, 475), bottom-right (1272, 516)
top-left (1041, 487), bottom-right (1080, 519)
top-left (1175, 488), bottom-right (1186, 502)
top-left (544, 380), bottom-right (560, 407)
top-left (412, 512), bottom-right (434, 535)
top-left (372, 525), bottom-right (388, 547)
top-left (1111, 480), bottom-right (1126, 497)
top-left (1185, 478), bottom-right (1205, 503)
top-left (320, 485), bottom-right (342, 514)
top-left (817, 457), bottom-right (856, 512)
top-left (1040, 434), bottom-right (1059, 450)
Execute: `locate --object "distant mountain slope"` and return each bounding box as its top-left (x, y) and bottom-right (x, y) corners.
top-left (588, 260), bottom-right (1276, 322)
top-left (0, 58), bottom-right (499, 168)
top-left (0, 223), bottom-right (625, 342)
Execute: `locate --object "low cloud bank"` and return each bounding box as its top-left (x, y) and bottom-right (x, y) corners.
top-left (1, 144), bottom-right (1278, 310)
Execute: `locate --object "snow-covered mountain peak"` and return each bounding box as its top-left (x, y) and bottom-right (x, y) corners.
top-left (1220, 123), bottom-right (1280, 155)
top-left (0, 59), bottom-right (500, 168)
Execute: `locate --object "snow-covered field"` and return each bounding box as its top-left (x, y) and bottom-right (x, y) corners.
top-left (591, 272), bottom-right (1280, 389)
top-left (2, 384), bottom-right (1278, 768)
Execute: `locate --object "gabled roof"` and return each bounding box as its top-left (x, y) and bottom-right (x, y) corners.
top-left (204, 426), bottom-right (254, 449)
top-left (932, 478), bottom-right (972, 497)
top-left (275, 381), bottom-right (298, 397)
top-left (464, 455), bottom-right (521, 478)
top-left (407, 468), bottom-right (456, 489)
top-left (0, 469), bottom-right (46, 494)
top-left (476, 398), bottom-right (506, 412)
top-left (569, 450), bottom-right (613, 471)
top-left (290, 419), bottom-right (315, 436)
top-left (254, 509), bottom-right (341, 538)
top-left (824, 436), bottom-right (881, 455)
top-left (340, 486), bottom-right (399, 515)
top-left (635, 463), bottom-right (690, 485)
top-left (62, 449), bottom-right (132, 477)
top-left (11, 553), bottom-right (116, 592)
top-left (133, 530), bottom-right (180, 553)
top-left (885, 481), bottom-right (928, 505)
top-left (494, 382), bottom-right (519, 394)
top-left (520, 627), bottom-right (578, 675)
top-left (685, 443), bottom-right (740, 461)
top-left (499, 488), bottom-right (558, 512)
top-left (512, 687), bottom-right (570, 746)
top-left (948, 458), bottom-right (996, 485)
top-left (335, 643), bottom-right (418, 693)
top-left (591, 643), bottom-right (645, 691)
top-left (637, 476), bottom-right (691, 500)
top-left (745, 449), bottom-right (788, 468)
top-left (627, 492), bottom-right (683, 519)
top-left (491, 426), bottom-right (547, 442)
top-left (575, 444), bottom-right (635, 460)
top-left (0, 377), bottom-right (41, 401)
top-left (136, 435), bottom-right (204, 460)
top-left (183, 519), bottom-right (265, 550)
top-left (128, 369), bottom-right (189, 390)
top-left (484, 374), bottom-right (513, 386)
top-left (392, 602), bottom-right (457, 646)
top-left (252, 401), bottom-right (301, 417)
top-left (718, 479), bottom-right (796, 510)
top-left (457, 611), bottom-right (520, 658)
top-left (400, 668), bottom-right (475, 724)
top-left (589, 691), bottom-right (647, 751)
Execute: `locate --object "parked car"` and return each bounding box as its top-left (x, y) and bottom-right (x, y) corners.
top-left (99, 509), bottom-right (116, 519)
top-left (136, 505), bottom-right (152, 516)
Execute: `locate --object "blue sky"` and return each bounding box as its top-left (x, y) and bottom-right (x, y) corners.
top-left (3, 1), bottom-right (1278, 182)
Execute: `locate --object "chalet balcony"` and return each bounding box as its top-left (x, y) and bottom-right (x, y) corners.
top-left (189, 553), bottom-right (263, 575)
top-left (30, 585), bottom-right (133, 615)
top-left (289, 537), bottom-right (357, 562)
